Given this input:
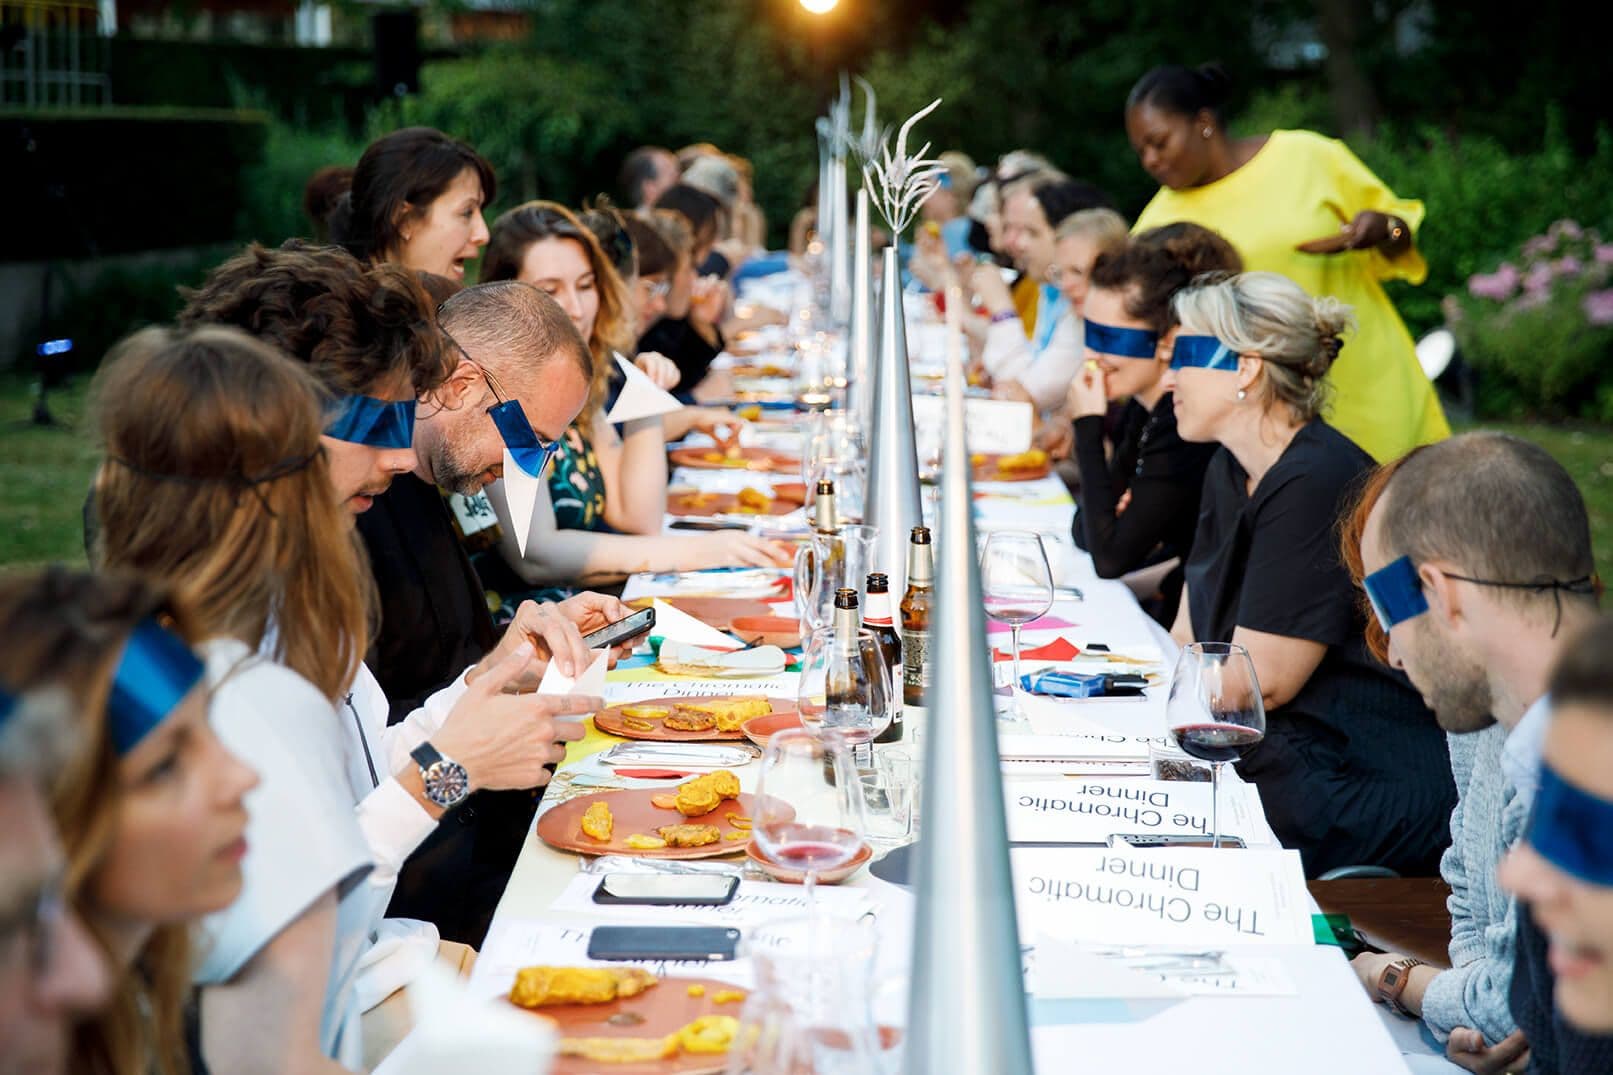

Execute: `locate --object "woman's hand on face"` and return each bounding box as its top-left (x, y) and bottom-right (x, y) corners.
top-left (634, 352), bottom-right (682, 391)
top-left (1066, 360), bottom-right (1109, 419)
top-left (688, 532), bottom-right (794, 570)
top-left (690, 276), bottom-right (730, 326)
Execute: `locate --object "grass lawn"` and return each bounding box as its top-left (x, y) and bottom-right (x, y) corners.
top-left (0, 373), bottom-right (1610, 586)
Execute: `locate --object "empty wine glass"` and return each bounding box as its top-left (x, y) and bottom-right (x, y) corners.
top-left (753, 729), bottom-right (866, 911)
top-left (797, 626), bottom-right (893, 769)
top-left (1165, 642), bottom-right (1267, 849)
top-left (979, 530), bottom-right (1055, 722)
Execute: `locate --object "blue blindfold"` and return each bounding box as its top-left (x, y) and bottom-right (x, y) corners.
top-left (0, 685), bottom-right (14, 733)
top-left (109, 619), bottom-right (205, 757)
top-left (1170, 335), bottom-right (1240, 372)
top-left (1083, 320), bottom-right (1159, 360)
top-left (1362, 556), bottom-right (1430, 631)
top-left (490, 401), bottom-right (560, 478)
top-left (1529, 764), bottom-right (1613, 887)
top-left (324, 396), bottom-right (415, 450)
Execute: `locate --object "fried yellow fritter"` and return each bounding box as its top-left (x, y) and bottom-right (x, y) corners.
top-left (508, 966), bottom-right (657, 1008)
top-left (656, 823), bottom-right (722, 848)
top-left (580, 801), bottom-right (613, 842)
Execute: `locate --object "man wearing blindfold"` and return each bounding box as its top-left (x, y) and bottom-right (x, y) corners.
top-left (1355, 432), bottom-right (1602, 1073)
top-left (1499, 617), bottom-right (1613, 1073)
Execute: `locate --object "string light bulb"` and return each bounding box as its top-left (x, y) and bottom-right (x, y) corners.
top-left (800, 0), bottom-right (838, 13)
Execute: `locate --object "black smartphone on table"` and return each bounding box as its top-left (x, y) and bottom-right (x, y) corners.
top-left (581, 607), bottom-right (656, 649)
top-left (592, 873), bottom-right (740, 907)
top-left (586, 925), bottom-right (742, 962)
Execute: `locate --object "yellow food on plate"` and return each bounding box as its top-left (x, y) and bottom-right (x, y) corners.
top-left (686, 983), bottom-right (706, 998)
top-left (650, 793), bottom-right (680, 811)
top-left (735, 486), bottom-right (774, 513)
top-left (624, 833), bottom-right (668, 850)
top-left (509, 966), bottom-right (658, 1008)
top-left (736, 404), bottom-right (762, 421)
top-left (622, 717), bottom-right (655, 732)
top-left (581, 801), bottom-right (614, 842)
top-left (723, 443), bottom-right (743, 460)
top-left (674, 698), bottom-right (771, 734)
top-left (557, 1035), bottom-right (678, 1063)
top-left (676, 1015), bottom-right (740, 1055)
top-left (657, 823), bottom-right (722, 848)
top-left (724, 831), bottom-right (749, 841)
top-left (620, 704), bottom-right (670, 721)
top-left (673, 768), bottom-right (742, 815)
top-left (712, 989), bottom-right (747, 1005)
top-left (969, 453), bottom-right (986, 467)
top-left (996, 448), bottom-right (1049, 473)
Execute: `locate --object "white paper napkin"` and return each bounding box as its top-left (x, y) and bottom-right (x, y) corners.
top-left (650, 598), bottom-right (742, 650)
top-left (604, 351), bottom-right (684, 424)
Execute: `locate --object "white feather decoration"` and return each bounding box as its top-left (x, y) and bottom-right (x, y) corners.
top-left (862, 97), bottom-right (945, 236)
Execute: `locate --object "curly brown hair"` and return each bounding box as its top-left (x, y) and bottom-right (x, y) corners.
top-left (1089, 222), bottom-right (1243, 334)
top-left (179, 241), bottom-right (454, 397)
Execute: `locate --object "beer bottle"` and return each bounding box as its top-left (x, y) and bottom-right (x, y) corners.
top-left (899, 526), bottom-right (934, 708)
top-left (812, 478), bottom-right (838, 535)
top-left (864, 572), bottom-right (904, 743)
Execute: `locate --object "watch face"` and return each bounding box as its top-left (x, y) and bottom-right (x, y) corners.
top-left (424, 760), bottom-right (469, 807)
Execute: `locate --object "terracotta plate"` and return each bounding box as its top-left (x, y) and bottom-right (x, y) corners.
top-left (970, 453), bottom-right (1053, 483)
top-left (669, 446), bottom-right (800, 473)
top-left (667, 491), bottom-right (798, 518)
top-left (727, 615), bottom-right (802, 650)
top-left (738, 710), bottom-right (805, 749)
top-left (624, 596), bottom-right (777, 632)
top-left (745, 839), bottom-right (873, 885)
top-left (509, 975), bottom-right (748, 1075)
top-left (593, 696), bottom-right (797, 742)
top-left (536, 789), bottom-right (758, 858)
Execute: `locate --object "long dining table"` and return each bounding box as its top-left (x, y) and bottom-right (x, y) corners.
top-left (468, 279), bottom-right (1440, 1073)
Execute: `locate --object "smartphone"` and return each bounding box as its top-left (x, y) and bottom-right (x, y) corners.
top-left (669, 519), bottom-right (751, 531)
top-left (586, 925), bottom-right (742, 962)
top-left (1108, 833), bottom-right (1247, 850)
top-left (592, 873), bottom-right (739, 907)
top-left (582, 607), bottom-right (656, 650)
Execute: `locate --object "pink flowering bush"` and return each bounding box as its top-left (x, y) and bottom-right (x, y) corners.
top-left (1451, 219), bottom-right (1613, 420)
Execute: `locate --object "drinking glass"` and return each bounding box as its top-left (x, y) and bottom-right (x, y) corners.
top-left (797, 627), bottom-right (893, 769)
top-left (1164, 642), bottom-right (1267, 849)
top-left (793, 524), bottom-right (878, 632)
top-left (752, 729), bottom-right (866, 911)
top-left (979, 530), bottom-right (1055, 722)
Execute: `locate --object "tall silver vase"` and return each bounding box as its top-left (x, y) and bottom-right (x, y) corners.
top-left (843, 187), bottom-right (875, 430)
top-left (863, 245), bottom-right (922, 596)
top-left (827, 155), bottom-right (851, 327)
top-left (903, 301), bottom-right (1034, 1075)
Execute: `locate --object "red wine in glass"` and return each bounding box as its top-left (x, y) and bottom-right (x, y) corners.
top-left (1172, 722), bottom-right (1264, 764)
top-left (761, 821), bottom-right (859, 872)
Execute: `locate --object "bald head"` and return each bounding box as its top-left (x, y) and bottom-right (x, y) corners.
top-left (1378, 432), bottom-right (1596, 621)
top-left (438, 280), bottom-right (592, 389)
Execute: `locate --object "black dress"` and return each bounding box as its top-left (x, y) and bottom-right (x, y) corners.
top-left (639, 316), bottom-right (723, 399)
top-left (1183, 420), bottom-right (1455, 877)
top-left (355, 472), bottom-right (539, 947)
top-left (1071, 394), bottom-right (1217, 626)
top-left (1512, 895), bottom-right (1613, 1072)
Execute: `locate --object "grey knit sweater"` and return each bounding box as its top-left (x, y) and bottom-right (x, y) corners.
top-left (1421, 723), bottom-right (1532, 1043)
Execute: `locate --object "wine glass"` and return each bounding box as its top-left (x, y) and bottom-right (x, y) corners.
top-left (753, 729), bottom-right (866, 912)
top-left (979, 530), bottom-right (1055, 722)
top-left (1164, 642), bottom-right (1267, 849)
top-left (797, 626), bottom-right (893, 769)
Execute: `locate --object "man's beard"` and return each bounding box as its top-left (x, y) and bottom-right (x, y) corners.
top-left (1408, 626), bottom-right (1495, 734)
top-left (431, 438), bottom-right (490, 497)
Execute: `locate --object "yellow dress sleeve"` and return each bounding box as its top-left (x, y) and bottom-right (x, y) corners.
top-left (1317, 135), bottom-right (1428, 286)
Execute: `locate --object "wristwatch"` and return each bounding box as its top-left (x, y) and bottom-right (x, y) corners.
top-left (410, 742), bottom-right (470, 810)
top-left (1376, 956), bottom-right (1425, 1016)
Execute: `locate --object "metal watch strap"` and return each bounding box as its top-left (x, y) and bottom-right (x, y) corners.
top-left (1377, 957), bottom-right (1424, 1016)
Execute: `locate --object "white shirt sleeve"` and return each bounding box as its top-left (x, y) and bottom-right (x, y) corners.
top-left (1008, 311), bottom-right (1083, 412)
top-left (982, 315), bottom-right (1031, 378)
top-left (194, 641), bottom-right (372, 986)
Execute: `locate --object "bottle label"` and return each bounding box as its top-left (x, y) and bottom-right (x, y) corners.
top-left (449, 491), bottom-right (499, 537)
top-left (901, 627), bottom-right (931, 691)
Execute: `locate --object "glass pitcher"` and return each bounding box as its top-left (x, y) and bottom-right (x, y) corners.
top-left (725, 916), bottom-right (903, 1075)
top-left (793, 524), bottom-right (877, 633)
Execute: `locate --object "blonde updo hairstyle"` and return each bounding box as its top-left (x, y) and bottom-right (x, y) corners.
top-left (1171, 271), bottom-right (1354, 422)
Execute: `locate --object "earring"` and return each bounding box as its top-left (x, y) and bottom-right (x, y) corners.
top-left (1202, 127), bottom-right (1213, 139)
top-left (1236, 389), bottom-right (1247, 401)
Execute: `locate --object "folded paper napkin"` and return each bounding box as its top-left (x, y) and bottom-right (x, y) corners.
top-left (656, 639), bottom-right (787, 677)
top-left (992, 637), bottom-right (1081, 663)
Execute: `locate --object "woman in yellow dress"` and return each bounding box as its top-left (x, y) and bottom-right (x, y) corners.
top-left (1126, 64), bottom-right (1449, 462)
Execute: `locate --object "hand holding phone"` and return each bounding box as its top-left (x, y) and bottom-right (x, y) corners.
top-left (581, 607), bottom-right (656, 650)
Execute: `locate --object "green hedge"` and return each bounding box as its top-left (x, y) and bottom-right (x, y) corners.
top-left (0, 108), bottom-right (267, 259)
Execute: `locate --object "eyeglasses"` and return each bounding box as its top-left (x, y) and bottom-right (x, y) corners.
top-left (442, 325), bottom-right (562, 479)
top-left (0, 873), bottom-right (66, 978)
top-left (640, 278), bottom-right (670, 300)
